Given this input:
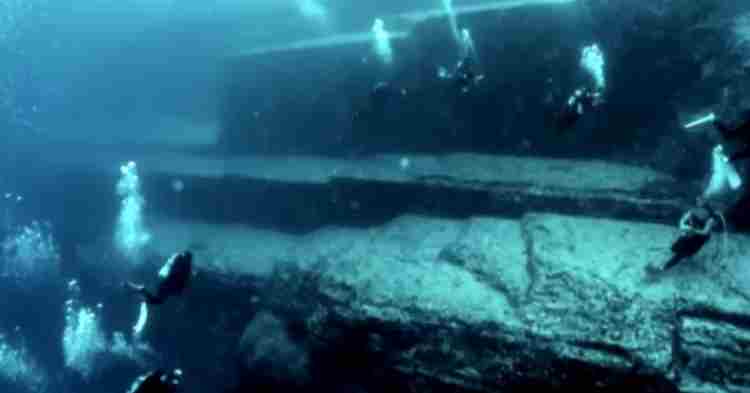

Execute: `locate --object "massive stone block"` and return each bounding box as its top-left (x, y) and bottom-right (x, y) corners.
top-left (106, 212), bottom-right (750, 393)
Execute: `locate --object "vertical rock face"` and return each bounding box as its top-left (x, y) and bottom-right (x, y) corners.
top-left (134, 212), bottom-right (750, 393)
top-left (220, 0), bottom-right (743, 177)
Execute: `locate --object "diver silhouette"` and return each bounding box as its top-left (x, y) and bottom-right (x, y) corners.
top-left (127, 369), bottom-right (183, 393)
top-left (454, 56), bottom-right (483, 94)
top-left (657, 199), bottom-right (720, 272)
top-left (555, 87), bottom-right (603, 132)
top-left (126, 251), bottom-right (193, 305)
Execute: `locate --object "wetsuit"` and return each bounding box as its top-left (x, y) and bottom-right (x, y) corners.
top-left (369, 82), bottom-right (400, 115)
top-left (555, 88), bottom-right (601, 132)
top-left (454, 56), bottom-right (483, 94)
top-left (127, 369), bottom-right (182, 393)
top-left (128, 251), bottom-right (192, 305)
top-left (714, 111), bottom-right (750, 161)
top-left (662, 204), bottom-right (718, 271)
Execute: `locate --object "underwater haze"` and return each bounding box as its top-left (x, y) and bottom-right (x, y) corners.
top-left (4, 0), bottom-right (750, 393)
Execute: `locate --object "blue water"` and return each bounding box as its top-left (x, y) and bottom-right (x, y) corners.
top-left (1, 0), bottom-right (750, 392)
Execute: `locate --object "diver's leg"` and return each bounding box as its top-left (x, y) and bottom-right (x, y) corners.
top-left (661, 254), bottom-right (684, 271)
top-left (663, 234), bottom-right (711, 271)
top-left (125, 281), bottom-right (144, 292)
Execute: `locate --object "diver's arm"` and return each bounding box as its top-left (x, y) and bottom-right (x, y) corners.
top-left (678, 211), bottom-right (692, 231)
top-left (590, 89), bottom-right (604, 107)
top-left (706, 217), bottom-right (717, 233)
top-left (571, 88), bottom-right (600, 113)
top-left (694, 218), bottom-right (716, 236)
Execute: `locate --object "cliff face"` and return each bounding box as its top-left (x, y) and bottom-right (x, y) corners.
top-left (131, 212), bottom-right (750, 393)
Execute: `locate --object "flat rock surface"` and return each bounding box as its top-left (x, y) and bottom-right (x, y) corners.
top-left (14, 149), bottom-right (676, 192)
top-left (7, 149), bottom-right (692, 225)
top-left (137, 212), bottom-right (750, 392)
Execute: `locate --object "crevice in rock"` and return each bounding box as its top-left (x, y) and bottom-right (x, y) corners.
top-left (519, 215), bottom-right (541, 305)
top-left (678, 304), bottom-right (750, 330)
top-left (724, 284), bottom-right (750, 305)
top-left (571, 340), bottom-right (637, 366)
top-left (670, 301), bottom-right (685, 386)
top-left (437, 244), bottom-right (522, 310)
top-left (671, 299), bottom-right (750, 392)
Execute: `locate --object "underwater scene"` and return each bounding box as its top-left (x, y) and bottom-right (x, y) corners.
top-left (3, 0), bottom-right (750, 392)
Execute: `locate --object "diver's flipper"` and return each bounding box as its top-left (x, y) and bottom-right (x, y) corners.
top-left (125, 281), bottom-right (145, 292)
top-left (133, 301), bottom-right (149, 336)
top-left (661, 254), bottom-right (684, 271)
top-left (646, 257), bottom-right (672, 275)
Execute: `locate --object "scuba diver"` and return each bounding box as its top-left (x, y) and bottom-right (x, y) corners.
top-left (454, 56), bottom-right (484, 94)
top-left (555, 43), bottom-right (606, 132)
top-left (127, 369), bottom-right (183, 393)
top-left (369, 81), bottom-right (405, 115)
top-left (436, 56), bottom-right (484, 94)
top-left (554, 87), bottom-right (603, 132)
top-left (349, 81), bottom-right (407, 156)
top-left (713, 110), bottom-right (750, 162)
top-left (656, 198), bottom-right (721, 272)
top-left (126, 251), bottom-right (193, 305)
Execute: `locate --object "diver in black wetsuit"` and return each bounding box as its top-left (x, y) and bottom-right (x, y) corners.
top-left (657, 199), bottom-right (720, 272)
top-left (555, 87), bottom-right (603, 132)
top-left (369, 81), bottom-right (403, 115)
top-left (713, 110), bottom-right (750, 162)
top-left (127, 369), bottom-right (183, 393)
top-left (454, 56), bottom-right (483, 94)
top-left (127, 251), bottom-right (193, 305)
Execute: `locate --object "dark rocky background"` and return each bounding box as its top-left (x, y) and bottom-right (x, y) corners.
top-left (220, 0), bottom-right (750, 177)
